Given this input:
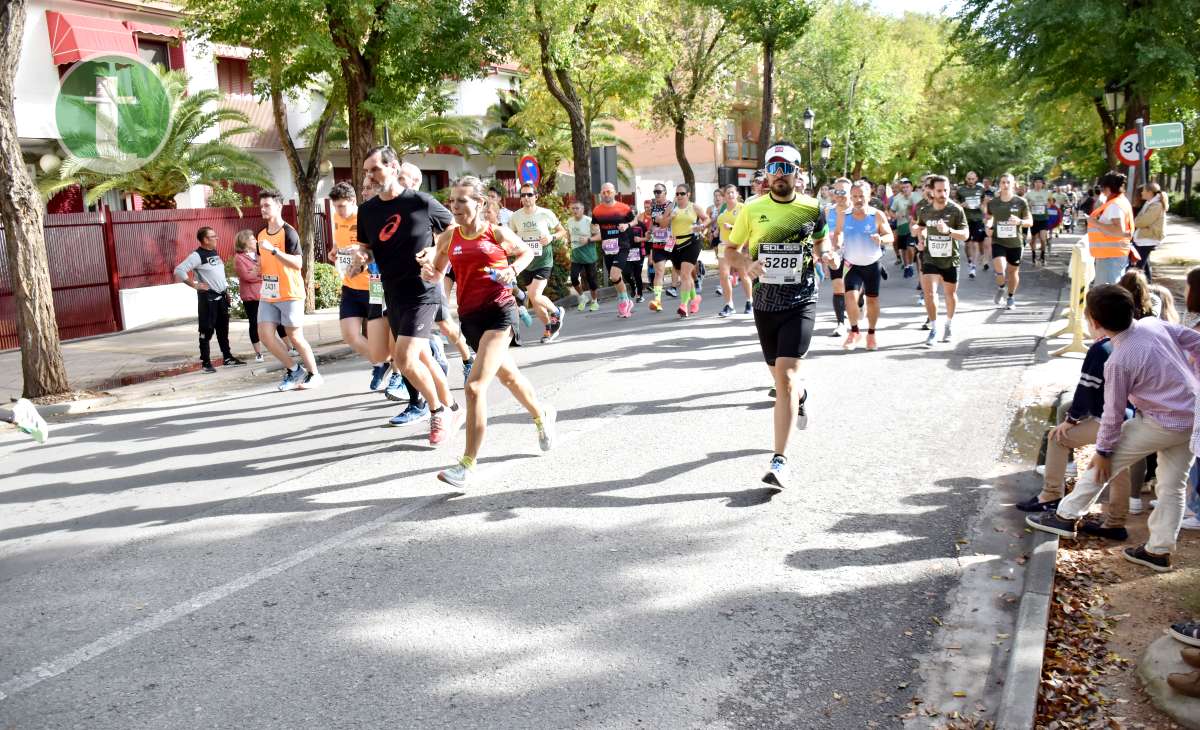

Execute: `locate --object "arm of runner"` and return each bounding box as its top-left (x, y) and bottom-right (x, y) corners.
top-left (421, 229), bottom-right (454, 283)
top-left (725, 207), bottom-right (761, 278)
top-left (692, 203), bottom-right (711, 231)
top-left (874, 211), bottom-right (894, 245)
top-left (947, 209), bottom-right (969, 242)
top-left (261, 227), bottom-right (303, 270)
top-left (173, 252), bottom-right (206, 291)
top-left (495, 224), bottom-right (535, 278)
top-left (590, 222), bottom-right (601, 242)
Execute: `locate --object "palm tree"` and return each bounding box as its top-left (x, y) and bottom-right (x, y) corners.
top-left (40, 70), bottom-right (275, 209)
top-left (304, 87), bottom-right (482, 160)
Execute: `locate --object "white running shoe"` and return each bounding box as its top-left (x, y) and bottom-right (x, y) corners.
top-left (537, 406), bottom-right (556, 452)
top-left (941, 321), bottom-right (953, 343)
top-left (437, 461), bottom-right (473, 489)
top-left (299, 372), bottom-right (323, 390)
top-left (924, 325), bottom-right (938, 348)
top-left (762, 455), bottom-right (787, 490)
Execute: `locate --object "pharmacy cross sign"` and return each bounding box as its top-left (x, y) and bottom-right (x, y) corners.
top-left (54, 55), bottom-right (172, 175)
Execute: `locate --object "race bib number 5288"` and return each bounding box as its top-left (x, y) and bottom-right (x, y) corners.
top-left (757, 242), bottom-right (806, 285)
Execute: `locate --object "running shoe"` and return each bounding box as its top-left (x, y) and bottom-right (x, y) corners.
top-left (843, 331), bottom-right (860, 350)
top-left (544, 308), bottom-right (565, 342)
top-left (941, 321), bottom-right (953, 343)
top-left (715, 286), bottom-right (724, 297)
top-left (462, 358), bottom-right (474, 381)
top-left (829, 323), bottom-right (844, 337)
top-left (389, 401), bottom-right (429, 426)
top-left (1006, 296), bottom-right (1015, 310)
top-left (541, 327), bottom-right (553, 344)
top-left (676, 304), bottom-right (688, 319)
top-left (796, 391), bottom-right (808, 430)
top-left (369, 362), bottom-right (390, 391)
top-left (1121, 544), bottom-right (1172, 573)
top-left (865, 332), bottom-right (877, 350)
top-left (278, 365), bottom-right (306, 392)
top-left (744, 301), bottom-right (753, 314)
top-left (1173, 623), bottom-right (1200, 648)
top-left (666, 287), bottom-right (679, 298)
top-left (1078, 518), bottom-right (1128, 541)
top-left (254, 353), bottom-right (265, 363)
top-left (1180, 516), bottom-right (1200, 531)
top-left (577, 299), bottom-right (587, 312)
top-left (968, 264), bottom-right (977, 280)
top-left (536, 406), bottom-right (556, 452)
top-left (993, 286), bottom-right (1005, 305)
top-left (921, 319), bottom-right (932, 331)
top-left (762, 455), bottom-right (787, 490)
top-left (880, 267), bottom-right (888, 281)
top-left (518, 306), bottom-right (534, 328)
top-left (224, 356), bottom-right (246, 366)
top-left (635, 294), bottom-right (645, 304)
top-left (299, 372), bottom-right (323, 390)
top-left (437, 460), bottom-right (473, 489)
top-left (589, 300), bottom-right (599, 312)
top-left (689, 294), bottom-right (701, 315)
top-left (429, 406), bottom-right (456, 446)
top-left (1026, 512), bottom-right (1078, 538)
top-left (983, 263), bottom-right (989, 271)
top-left (924, 326), bottom-right (938, 348)
top-left (648, 299), bottom-right (662, 312)
top-left (202, 363), bottom-right (217, 374)
top-left (384, 372), bottom-right (406, 401)
top-left (718, 304), bottom-right (735, 318)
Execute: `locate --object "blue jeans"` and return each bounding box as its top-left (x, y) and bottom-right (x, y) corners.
top-left (1092, 256), bottom-right (1128, 286)
top-left (1188, 458), bottom-right (1200, 516)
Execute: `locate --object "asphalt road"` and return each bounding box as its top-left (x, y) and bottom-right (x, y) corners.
top-left (0, 255), bottom-right (1065, 728)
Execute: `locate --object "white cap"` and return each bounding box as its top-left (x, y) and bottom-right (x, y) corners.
top-left (765, 143), bottom-right (802, 166)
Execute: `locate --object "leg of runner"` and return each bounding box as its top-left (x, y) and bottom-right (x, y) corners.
top-left (650, 258), bottom-right (667, 311)
top-left (526, 277), bottom-right (555, 331)
top-left (829, 274), bottom-right (846, 337)
top-left (438, 319), bottom-right (474, 380)
top-left (609, 262), bottom-right (631, 318)
top-left (842, 280), bottom-right (862, 350)
top-left (367, 317), bottom-right (392, 391)
top-left (741, 270), bottom-right (754, 314)
top-left (678, 260), bottom-right (697, 317)
top-left (339, 317), bottom-right (372, 361)
top-left (718, 250), bottom-right (736, 317)
top-left (865, 294), bottom-right (881, 350)
top-left (771, 357), bottom-right (805, 457)
top-left (921, 274), bottom-right (940, 346)
top-left (992, 253), bottom-right (1008, 306)
top-left (257, 322), bottom-right (296, 371)
top-left (587, 262), bottom-right (600, 312)
top-left (941, 279), bottom-right (958, 343)
top-left (393, 335), bottom-right (455, 441)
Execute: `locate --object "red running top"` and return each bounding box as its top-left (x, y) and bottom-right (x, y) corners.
top-left (448, 224), bottom-right (515, 316)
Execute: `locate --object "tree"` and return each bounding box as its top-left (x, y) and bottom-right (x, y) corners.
top-left (954, 0), bottom-right (1200, 173)
top-left (0, 0), bottom-right (70, 398)
top-left (40, 71), bottom-right (275, 209)
top-left (523, 0), bottom-right (669, 206)
top-left (707, 0), bottom-right (814, 168)
top-left (652, 1), bottom-right (751, 192)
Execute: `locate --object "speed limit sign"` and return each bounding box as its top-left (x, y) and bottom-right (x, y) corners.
top-left (1115, 129), bottom-right (1154, 166)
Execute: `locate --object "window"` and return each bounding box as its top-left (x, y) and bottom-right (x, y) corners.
top-left (216, 57), bottom-right (252, 95)
top-left (137, 39), bottom-right (170, 69)
top-left (724, 120), bottom-right (736, 142)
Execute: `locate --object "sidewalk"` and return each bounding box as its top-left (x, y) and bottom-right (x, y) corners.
top-left (1149, 212), bottom-right (1200, 301)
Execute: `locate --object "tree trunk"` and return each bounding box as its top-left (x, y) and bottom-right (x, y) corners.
top-left (535, 18), bottom-right (593, 208)
top-left (329, 14), bottom-right (375, 199)
top-left (756, 39), bottom-right (775, 169)
top-left (673, 114), bottom-right (695, 193)
top-left (294, 187), bottom-right (317, 311)
top-left (0, 0), bottom-right (70, 398)
top-left (565, 109), bottom-right (592, 208)
top-left (852, 160), bottom-right (864, 180)
top-left (1092, 96), bottom-right (1119, 171)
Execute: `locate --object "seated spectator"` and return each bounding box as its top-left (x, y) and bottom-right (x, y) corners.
top-left (1027, 285), bottom-right (1200, 573)
top-left (1119, 269), bottom-right (1155, 320)
top-left (1149, 283), bottom-right (1179, 323)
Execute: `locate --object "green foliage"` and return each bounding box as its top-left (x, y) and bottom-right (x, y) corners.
top-left (313, 262), bottom-right (341, 310)
top-left (39, 70), bottom-right (276, 206)
top-left (223, 257), bottom-right (246, 318)
top-left (208, 183), bottom-right (250, 209)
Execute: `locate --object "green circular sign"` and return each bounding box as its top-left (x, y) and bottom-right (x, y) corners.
top-left (55, 55), bottom-right (172, 175)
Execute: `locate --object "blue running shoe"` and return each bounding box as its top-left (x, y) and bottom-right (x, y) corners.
top-left (389, 401), bottom-right (430, 426)
top-left (462, 358), bottom-right (474, 381)
top-left (369, 363), bottom-right (390, 391)
top-left (384, 372), bottom-right (406, 401)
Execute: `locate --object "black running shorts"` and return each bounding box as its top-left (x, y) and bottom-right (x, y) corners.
top-left (753, 302), bottom-right (816, 366)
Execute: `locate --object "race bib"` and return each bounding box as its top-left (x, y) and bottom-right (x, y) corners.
top-left (602, 238), bottom-right (620, 255)
top-left (997, 223), bottom-right (1017, 238)
top-left (757, 243), bottom-right (806, 286)
top-left (335, 250), bottom-right (354, 278)
top-left (965, 196), bottom-right (980, 209)
top-left (368, 274), bottom-right (383, 305)
top-left (626, 248), bottom-right (641, 262)
top-left (524, 237), bottom-right (543, 256)
top-left (261, 275), bottom-right (280, 300)
top-left (1031, 205), bottom-right (1046, 215)
top-left (927, 234), bottom-right (953, 258)
top-left (651, 228), bottom-right (670, 248)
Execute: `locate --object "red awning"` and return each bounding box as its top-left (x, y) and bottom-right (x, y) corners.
top-left (124, 21), bottom-right (181, 40)
top-left (45, 11), bottom-right (138, 66)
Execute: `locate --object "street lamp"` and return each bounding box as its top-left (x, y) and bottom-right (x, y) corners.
top-left (818, 136), bottom-right (832, 187)
top-left (802, 107), bottom-right (815, 174)
top-left (1103, 82), bottom-right (1125, 119)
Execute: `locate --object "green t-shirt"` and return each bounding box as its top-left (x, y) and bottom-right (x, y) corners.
top-left (509, 206), bottom-right (562, 270)
top-left (1025, 189), bottom-right (1051, 220)
top-left (955, 183), bottom-right (985, 221)
top-left (889, 193), bottom-right (919, 234)
top-left (728, 193), bottom-right (827, 312)
top-left (567, 215), bottom-right (597, 264)
top-left (987, 196), bottom-right (1030, 248)
top-left (915, 201), bottom-right (967, 269)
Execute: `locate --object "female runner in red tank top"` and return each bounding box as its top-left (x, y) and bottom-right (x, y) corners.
top-left (421, 176), bottom-right (557, 489)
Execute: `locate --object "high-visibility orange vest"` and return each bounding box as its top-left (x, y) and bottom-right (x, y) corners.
top-left (1087, 195), bottom-right (1133, 259)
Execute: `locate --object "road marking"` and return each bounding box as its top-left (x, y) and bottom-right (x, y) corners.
top-left (0, 403), bottom-right (636, 702)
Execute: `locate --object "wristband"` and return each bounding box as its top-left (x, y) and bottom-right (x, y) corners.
top-left (1065, 415), bottom-right (1080, 425)
top-left (1096, 449), bottom-right (1113, 458)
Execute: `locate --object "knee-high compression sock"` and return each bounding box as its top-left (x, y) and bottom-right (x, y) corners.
top-left (653, 285), bottom-right (663, 301)
top-left (833, 294), bottom-right (846, 324)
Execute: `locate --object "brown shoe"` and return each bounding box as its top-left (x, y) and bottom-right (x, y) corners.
top-left (1168, 671), bottom-right (1200, 698)
top-left (1183, 647), bottom-right (1200, 669)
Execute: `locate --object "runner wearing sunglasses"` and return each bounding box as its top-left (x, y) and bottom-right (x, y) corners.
top-left (666, 184), bottom-right (711, 318)
top-left (647, 185), bottom-right (677, 310)
top-left (724, 141), bottom-right (829, 489)
top-left (824, 178), bottom-right (853, 337)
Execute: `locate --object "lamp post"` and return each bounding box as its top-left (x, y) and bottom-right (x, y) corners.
top-left (819, 136), bottom-right (832, 189)
top-left (803, 107), bottom-right (814, 180)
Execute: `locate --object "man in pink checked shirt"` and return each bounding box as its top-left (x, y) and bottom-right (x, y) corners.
top-left (1028, 285), bottom-right (1200, 573)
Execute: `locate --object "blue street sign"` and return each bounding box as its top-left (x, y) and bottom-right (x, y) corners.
top-left (518, 155), bottom-right (541, 187)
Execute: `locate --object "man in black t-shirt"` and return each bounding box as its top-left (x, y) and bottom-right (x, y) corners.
top-left (354, 146), bottom-right (461, 446)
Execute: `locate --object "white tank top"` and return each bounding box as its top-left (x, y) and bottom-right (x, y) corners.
top-left (841, 207), bottom-right (883, 266)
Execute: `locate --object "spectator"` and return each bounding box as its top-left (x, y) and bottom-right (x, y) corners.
top-left (1118, 269), bottom-right (1155, 319)
top-left (1184, 268), bottom-right (1200, 531)
top-left (1027, 285), bottom-right (1200, 573)
top-left (1087, 172), bottom-right (1135, 286)
top-left (1149, 283), bottom-right (1179, 324)
top-left (1132, 183), bottom-right (1167, 281)
top-left (234, 230), bottom-right (289, 363)
top-left (174, 227), bottom-right (244, 373)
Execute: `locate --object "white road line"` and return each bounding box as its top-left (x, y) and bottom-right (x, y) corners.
top-left (0, 403), bottom-right (636, 702)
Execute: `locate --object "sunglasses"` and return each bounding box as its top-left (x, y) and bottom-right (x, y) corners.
top-left (653, 190), bottom-right (666, 195)
top-left (675, 191), bottom-right (688, 196)
top-left (765, 161), bottom-right (797, 176)
top-left (520, 192), bottom-right (536, 198)
top-left (833, 190), bottom-right (847, 196)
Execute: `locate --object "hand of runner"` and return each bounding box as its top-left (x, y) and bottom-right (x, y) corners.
top-left (746, 260), bottom-right (765, 279)
top-left (936, 220), bottom-right (949, 234)
top-left (617, 223), bottom-right (628, 232)
top-left (260, 241), bottom-right (277, 254)
top-left (1050, 421), bottom-right (1072, 444)
top-left (870, 233), bottom-right (882, 244)
top-left (415, 248), bottom-right (434, 266)
top-left (539, 234), bottom-right (553, 247)
top-left (346, 246), bottom-right (370, 277)
top-left (494, 267), bottom-right (517, 285)
top-left (419, 262), bottom-right (441, 283)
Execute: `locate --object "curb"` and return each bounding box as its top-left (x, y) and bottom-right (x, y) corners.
top-left (995, 530), bottom-right (1058, 729)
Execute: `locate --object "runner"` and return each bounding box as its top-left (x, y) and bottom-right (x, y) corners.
top-left (354, 146), bottom-right (461, 444)
top-left (912, 175), bottom-right (969, 346)
top-left (647, 184), bottom-right (676, 310)
top-left (422, 176), bottom-right (556, 488)
top-left (487, 186), bottom-right (513, 227)
top-left (591, 182), bottom-right (638, 318)
top-left (566, 200), bottom-right (600, 312)
top-left (716, 184), bottom-right (754, 317)
top-left (889, 178), bottom-right (920, 278)
top-left (509, 183), bottom-right (569, 342)
top-left (173, 227), bottom-right (245, 373)
top-left (666, 184), bottom-right (711, 318)
top-left (725, 141), bottom-right (828, 489)
top-left (1026, 176), bottom-right (1053, 265)
top-left (824, 177), bottom-right (853, 336)
top-left (986, 173), bottom-right (1032, 310)
top-left (833, 180), bottom-right (893, 351)
top-left (255, 191), bottom-right (321, 390)
top-left (954, 170), bottom-right (986, 279)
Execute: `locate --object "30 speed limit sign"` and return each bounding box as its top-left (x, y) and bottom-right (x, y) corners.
top-left (1115, 129), bottom-right (1154, 166)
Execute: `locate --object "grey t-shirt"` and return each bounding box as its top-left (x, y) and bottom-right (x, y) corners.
top-left (175, 247), bottom-right (228, 297)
